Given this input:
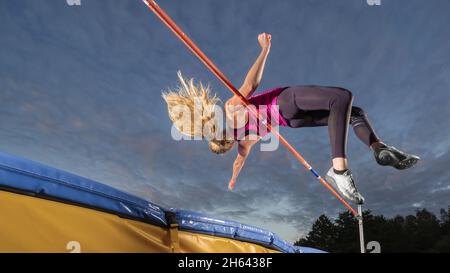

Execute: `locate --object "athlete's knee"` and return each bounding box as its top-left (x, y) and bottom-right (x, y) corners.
top-left (333, 88), bottom-right (353, 105)
top-left (341, 88), bottom-right (353, 101)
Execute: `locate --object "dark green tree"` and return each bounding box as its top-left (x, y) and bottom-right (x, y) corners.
top-left (295, 215), bottom-right (338, 252)
top-left (296, 206), bottom-right (450, 253)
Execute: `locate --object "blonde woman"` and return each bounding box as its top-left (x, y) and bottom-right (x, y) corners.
top-left (162, 33), bottom-right (420, 204)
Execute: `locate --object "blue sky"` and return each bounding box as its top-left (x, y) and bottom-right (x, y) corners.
top-left (0, 0), bottom-right (449, 242)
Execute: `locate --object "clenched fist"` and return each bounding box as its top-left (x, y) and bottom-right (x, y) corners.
top-left (258, 32), bottom-right (271, 50)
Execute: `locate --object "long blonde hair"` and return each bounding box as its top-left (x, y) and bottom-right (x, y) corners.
top-left (162, 71), bottom-right (235, 154)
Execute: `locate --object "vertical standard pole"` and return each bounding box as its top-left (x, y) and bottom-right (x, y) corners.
top-left (358, 204), bottom-right (365, 253)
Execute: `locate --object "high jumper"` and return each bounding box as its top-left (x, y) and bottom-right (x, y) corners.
top-left (144, 1), bottom-right (419, 214)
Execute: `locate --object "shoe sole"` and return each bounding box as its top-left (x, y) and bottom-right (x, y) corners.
top-left (394, 156), bottom-right (420, 170)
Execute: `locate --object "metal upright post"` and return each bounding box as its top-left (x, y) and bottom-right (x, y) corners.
top-left (358, 204), bottom-right (365, 253)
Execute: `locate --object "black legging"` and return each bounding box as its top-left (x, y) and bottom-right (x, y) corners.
top-left (278, 85), bottom-right (380, 158)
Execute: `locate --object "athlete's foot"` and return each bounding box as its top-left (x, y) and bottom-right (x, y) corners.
top-left (326, 168), bottom-right (365, 205)
top-left (373, 143), bottom-right (420, 170)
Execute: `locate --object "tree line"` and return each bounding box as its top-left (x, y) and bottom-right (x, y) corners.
top-left (295, 206), bottom-right (450, 253)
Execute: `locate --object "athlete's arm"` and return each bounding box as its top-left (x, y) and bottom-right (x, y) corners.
top-left (233, 33), bottom-right (271, 102)
top-left (228, 138), bottom-right (259, 190)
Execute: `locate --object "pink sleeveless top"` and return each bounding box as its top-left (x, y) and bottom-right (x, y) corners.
top-left (232, 87), bottom-right (288, 140)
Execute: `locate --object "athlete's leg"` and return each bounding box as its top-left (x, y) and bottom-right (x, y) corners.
top-left (350, 106), bottom-right (381, 148)
top-left (349, 106), bottom-right (420, 169)
top-left (278, 86), bottom-right (363, 204)
top-left (278, 86), bottom-right (353, 167)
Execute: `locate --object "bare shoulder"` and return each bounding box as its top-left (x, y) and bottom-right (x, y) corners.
top-left (225, 96), bottom-right (247, 123)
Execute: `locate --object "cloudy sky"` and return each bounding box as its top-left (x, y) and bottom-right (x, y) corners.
top-left (1, 0), bottom-right (449, 243)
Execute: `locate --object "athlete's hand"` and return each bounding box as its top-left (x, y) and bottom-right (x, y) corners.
top-left (258, 32), bottom-right (271, 50)
top-left (228, 178), bottom-right (236, 191)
